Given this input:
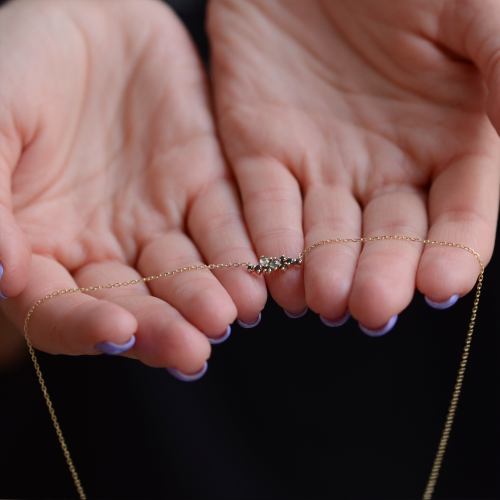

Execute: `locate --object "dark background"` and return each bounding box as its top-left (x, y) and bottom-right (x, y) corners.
top-left (1, 1), bottom-right (499, 499)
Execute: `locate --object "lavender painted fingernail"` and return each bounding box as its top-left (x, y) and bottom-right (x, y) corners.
top-left (0, 263), bottom-right (8, 299)
top-left (425, 294), bottom-right (459, 310)
top-left (95, 335), bottom-right (136, 355)
top-left (209, 325), bottom-right (231, 345)
top-left (166, 361), bottom-right (208, 382)
top-left (320, 309), bottom-right (351, 327)
top-left (284, 307), bottom-right (308, 319)
top-left (358, 315), bottom-right (398, 337)
top-left (237, 312), bottom-right (262, 329)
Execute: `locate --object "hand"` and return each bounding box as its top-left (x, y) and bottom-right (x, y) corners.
top-left (208, 0), bottom-right (500, 330)
top-left (0, 0), bottom-right (266, 373)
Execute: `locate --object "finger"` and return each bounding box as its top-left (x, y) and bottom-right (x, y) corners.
top-left (4, 254), bottom-right (138, 355)
top-left (188, 177), bottom-right (267, 324)
top-left (303, 184), bottom-right (362, 322)
top-left (233, 156), bottom-right (306, 313)
top-left (73, 261), bottom-right (211, 374)
top-left (349, 188), bottom-right (428, 330)
top-left (0, 141), bottom-right (31, 299)
top-left (137, 232), bottom-right (238, 338)
top-left (417, 154), bottom-right (499, 304)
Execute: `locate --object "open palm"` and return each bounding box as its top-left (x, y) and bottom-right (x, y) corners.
top-left (208, 0), bottom-right (500, 330)
top-left (0, 0), bottom-right (266, 373)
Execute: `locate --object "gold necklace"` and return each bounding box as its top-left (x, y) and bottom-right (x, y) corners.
top-left (23, 235), bottom-right (484, 500)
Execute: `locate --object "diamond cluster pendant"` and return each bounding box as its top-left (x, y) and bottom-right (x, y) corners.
top-left (247, 255), bottom-right (302, 275)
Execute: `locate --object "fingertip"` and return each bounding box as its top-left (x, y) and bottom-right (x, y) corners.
top-left (166, 361), bottom-right (208, 382)
top-left (349, 272), bottom-right (410, 331)
top-left (61, 300), bottom-right (139, 350)
top-left (417, 248), bottom-right (481, 303)
top-left (96, 335), bottom-right (136, 355)
top-left (305, 263), bottom-right (354, 324)
top-left (188, 287), bottom-right (238, 336)
top-left (237, 312), bottom-right (261, 328)
top-left (219, 267), bottom-right (268, 327)
top-left (264, 261), bottom-right (307, 313)
top-left (358, 314), bottom-right (398, 337)
top-left (284, 306), bottom-right (308, 319)
top-left (319, 309), bottom-right (350, 327)
top-left (208, 325), bottom-right (231, 344)
top-left (169, 333), bottom-right (211, 374)
top-left (424, 293), bottom-right (459, 310)
top-left (126, 303), bottom-right (212, 374)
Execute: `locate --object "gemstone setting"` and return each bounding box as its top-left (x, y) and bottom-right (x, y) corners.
top-left (248, 254), bottom-right (303, 275)
top-left (269, 258), bottom-right (280, 269)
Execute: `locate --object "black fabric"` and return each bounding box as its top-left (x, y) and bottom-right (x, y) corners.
top-left (1, 1), bottom-right (499, 498)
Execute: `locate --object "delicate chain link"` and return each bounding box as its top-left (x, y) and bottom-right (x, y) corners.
top-left (24, 335), bottom-right (87, 499)
top-left (22, 238), bottom-right (484, 500)
top-left (422, 266), bottom-right (483, 499)
top-left (300, 235), bottom-right (485, 274)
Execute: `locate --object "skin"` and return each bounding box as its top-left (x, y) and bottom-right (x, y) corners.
top-left (2, 0), bottom-right (500, 371)
top-left (208, 0), bottom-right (500, 328)
top-left (0, 0), bottom-right (267, 373)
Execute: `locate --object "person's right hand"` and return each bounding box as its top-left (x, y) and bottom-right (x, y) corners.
top-left (208, 0), bottom-right (500, 332)
top-left (0, 0), bottom-right (266, 375)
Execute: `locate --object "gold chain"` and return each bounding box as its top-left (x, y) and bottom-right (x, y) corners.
top-left (24, 335), bottom-right (87, 499)
top-left (23, 236), bottom-right (484, 500)
top-left (423, 261), bottom-right (483, 498)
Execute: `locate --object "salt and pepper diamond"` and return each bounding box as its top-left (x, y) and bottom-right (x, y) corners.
top-left (248, 254), bottom-right (302, 275)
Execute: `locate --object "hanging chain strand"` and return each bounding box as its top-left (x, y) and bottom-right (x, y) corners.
top-left (422, 265), bottom-right (484, 499)
top-left (24, 335), bottom-right (87, 499)
top-left (22, 237), bottom-right (484, 500)
top-left (23, 261), bottom-right (250, 500)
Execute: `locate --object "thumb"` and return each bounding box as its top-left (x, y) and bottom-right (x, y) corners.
top-left (439, 0), bottom-right (500, 133)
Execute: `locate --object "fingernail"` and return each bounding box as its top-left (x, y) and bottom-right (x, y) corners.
top-left (237, 312), bottom-right (262, 329)
top-left (425, 294), bottom-right (459, 310)
top-left (166, 361), bottom-right (208, 382)
top-left (95, 335), bottom-right (136, 355)
top-left (209, 325), bottom-right (231, 345)
top-left (0, 263), bottom-right (8, 299)
top-left (320, 309), bottom-right (351, 327)
top-left (284, 307), bottom-right (308, 319)
top-left (358, 315), bottom-right (398, 337)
